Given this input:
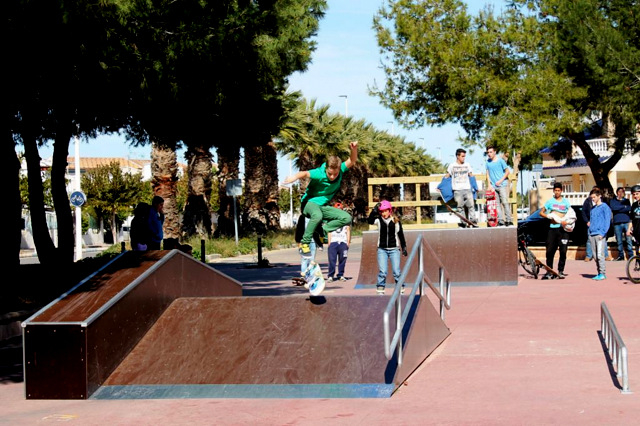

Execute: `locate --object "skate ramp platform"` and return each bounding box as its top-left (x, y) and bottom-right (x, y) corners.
top-left (92, 294), bottom-right (450, 399)
top-left (357, 228), bottom-right (517, 288)
top-left (22, 250), bottom-right (242, 399)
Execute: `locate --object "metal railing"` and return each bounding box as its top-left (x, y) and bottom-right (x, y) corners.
top-left (600, 302), bottom-right (632, 394)
top-left (383, 234), bottom-right (451, 363)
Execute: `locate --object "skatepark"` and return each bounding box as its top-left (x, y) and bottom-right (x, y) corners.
top-left (4, 228), bottom-right (640, 424)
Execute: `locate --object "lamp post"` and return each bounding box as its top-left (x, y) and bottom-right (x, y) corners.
top-left (338, 95), bottom-right (348, 116)
top-left (387, 121), bottom-right (394, 135)
top-left (418, 138), bottom-right (425, 149)
top-left (436, 146), bottom-right (441, 161)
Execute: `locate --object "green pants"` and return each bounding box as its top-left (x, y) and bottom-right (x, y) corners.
top-left (301, 202), bottom-right (352, 245)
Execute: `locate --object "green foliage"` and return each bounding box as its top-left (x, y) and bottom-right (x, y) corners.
top-left (81, 161), bottom-right (149, 230)
top-left (183, 230), bottom-right (297, 258)
top-left (19, 171), bottom-right (53, 209)
top-left (276, 95), bottom-right (445, 177)
top-left (372, 0), bottom-right (640, 175)
top-left (278, 184), bottom-right (301, 213)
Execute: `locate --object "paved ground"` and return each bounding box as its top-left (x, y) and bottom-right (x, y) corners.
top-left (3, 237), bottom-right (640, 425)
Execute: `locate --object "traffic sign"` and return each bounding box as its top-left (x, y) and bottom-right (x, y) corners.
top-left (70, 191), bottom-right (86, 207)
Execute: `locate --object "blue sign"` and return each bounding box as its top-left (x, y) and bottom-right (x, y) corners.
top-left (70, 191), bottom-right (86, 207)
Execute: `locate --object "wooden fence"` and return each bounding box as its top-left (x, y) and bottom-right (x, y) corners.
top-left (367, 174), bottom-right (518, 229)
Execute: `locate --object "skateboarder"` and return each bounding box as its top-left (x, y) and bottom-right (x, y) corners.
top-left (283, 141), bottom-right (358, 258)
top-left (444, 148), bottom-right (477, 226)
top-left (368, 200), bottom-right (407, 295)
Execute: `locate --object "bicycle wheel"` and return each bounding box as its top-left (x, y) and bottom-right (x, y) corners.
top-left (626, 255), bottom-right (640, 284)
top-left (519, 247), bottom-right (539, 278)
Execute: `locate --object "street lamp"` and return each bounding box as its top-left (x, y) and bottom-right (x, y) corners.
top-left (387, 121), bottom-right (395, 135)
top-left (418, 138), bottom-right (425, 149)
top-left (436, 146), bottom-right (441, 161)
top-left (338, 95), bottom-right (348, 116)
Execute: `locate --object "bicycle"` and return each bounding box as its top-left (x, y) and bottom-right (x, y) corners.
top-left (518, 230), bottom-right (539, 279)
top-left (625, 237), bottom-right (640, 283)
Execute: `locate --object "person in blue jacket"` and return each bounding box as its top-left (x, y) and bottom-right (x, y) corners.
top-left (582, 186), bottom-right (611, 261)
top-left (610, 187), bottom-right (633, 261)
top-left (588, 188), bottom-right (612, 280)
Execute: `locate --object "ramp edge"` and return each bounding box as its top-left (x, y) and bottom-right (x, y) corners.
top-left (91, 383), bottom-right (395, 399)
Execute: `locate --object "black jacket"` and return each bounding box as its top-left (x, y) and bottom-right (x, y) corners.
top-left (368, 208), bottom-right (407, 250)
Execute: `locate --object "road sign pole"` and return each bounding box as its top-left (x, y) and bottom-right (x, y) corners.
top-left (233, 195), bottom-right (239, 246)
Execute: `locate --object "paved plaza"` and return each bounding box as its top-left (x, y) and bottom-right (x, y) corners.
top-left (3, 237), bottom-right (640, 425)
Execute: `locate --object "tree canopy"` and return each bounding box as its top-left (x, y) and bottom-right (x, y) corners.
top-left (373, 0), bottom-right (640, 194)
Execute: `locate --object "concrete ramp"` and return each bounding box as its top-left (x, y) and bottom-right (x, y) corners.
top-left (358, 228), bottom-right (517, 287)
top-left (93, 294), bottom-right (450, 399)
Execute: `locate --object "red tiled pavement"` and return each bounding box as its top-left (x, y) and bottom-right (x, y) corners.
top-left (3, 238), bottom-right (640, 425)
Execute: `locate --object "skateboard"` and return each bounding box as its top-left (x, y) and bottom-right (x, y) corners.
top-left (443, 203), bottom-right (478, 228)
top-left (303, 261), bottom-right (326, 296)
top-left (535, 259), bottom-right (564, 279)
top-left (485, 188), bottom-right (499, 227)
top-left (292, 276), bottom-right (306, 286)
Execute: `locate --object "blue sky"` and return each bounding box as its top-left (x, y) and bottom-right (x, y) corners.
top-left (39, 0), bottom-right (507, 182)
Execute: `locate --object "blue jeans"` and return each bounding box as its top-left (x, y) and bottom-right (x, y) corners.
top-left (585, 234), bottom-right (609, 258)
top-left (614, 223), bottom-right (633, 259)
top-left (301, 240), bottom-right (317, 274)
top-left (589, 234), bottom-right (607, 275)
top-left (377, 247), bottom-right (401, 286)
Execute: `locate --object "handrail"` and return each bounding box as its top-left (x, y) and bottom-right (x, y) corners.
top-left (600, 302), bottom-right (632, 394)
top-left (383, 234), bottom-right (452, 363)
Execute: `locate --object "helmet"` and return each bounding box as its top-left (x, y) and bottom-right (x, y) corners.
top-left (334, 202), bottom-right (343, 209)
top-left (632, 185), bottom-right (640, 193)
top-left (379, 200), bottom-right (393, 211)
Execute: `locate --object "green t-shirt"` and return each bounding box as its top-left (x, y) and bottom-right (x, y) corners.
top-left (301, 162), bottom-right (349, 206)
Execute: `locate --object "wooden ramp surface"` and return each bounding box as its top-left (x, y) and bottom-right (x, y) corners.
top-left (94, 295), bottom-right (450, 399)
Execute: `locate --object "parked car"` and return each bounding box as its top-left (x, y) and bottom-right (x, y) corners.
top-left (517, 207), bottom-right (529, 220)
top-left (517, 205), bottom-right (588, 246)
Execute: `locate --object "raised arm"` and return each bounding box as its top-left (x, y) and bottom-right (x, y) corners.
top-left (283, 170), bottom-right (310, 185)
top-left (344, 141), bottom-right (359, 169)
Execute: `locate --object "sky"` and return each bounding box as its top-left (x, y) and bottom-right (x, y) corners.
top-left (37, 0), bottom-right (517, 185)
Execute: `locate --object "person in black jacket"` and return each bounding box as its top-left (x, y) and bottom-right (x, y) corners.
top-left (130, 202), bottom-right (150, 251)
top-left (368, 200), bottom-right (407, 295)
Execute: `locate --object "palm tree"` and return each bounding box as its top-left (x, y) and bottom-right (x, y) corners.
top-left (214, 144), bottom-right (241, 237)
top-left (243, 141), bottom-right (280, 234)
top-left (151, 141), bottom-right (179, 243)
top-left (182, 144), bottom-right (214, 237)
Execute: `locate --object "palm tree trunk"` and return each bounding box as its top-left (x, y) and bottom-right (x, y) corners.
top-left (243, 141), bottom-right (280, 234)
top-left (182, 145), bottom-right (213, 237)
top-left (214, 144), bottom-right (240, 237)
top-left (151, 140), bottom-right (179, 244)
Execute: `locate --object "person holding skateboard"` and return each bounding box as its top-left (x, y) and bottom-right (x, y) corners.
top-left (588, 187), bottom-right (612, 280)
top-left (540, 183), bottom-right (570, 279)
top-left (368, 200), bottom-right (408, 295)
top-left (485, 145), bottom-right (513, 227)
top-left (444, 148), bottom-right (477, 226)
top-left (283, 141), bottom-right (358, 258)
